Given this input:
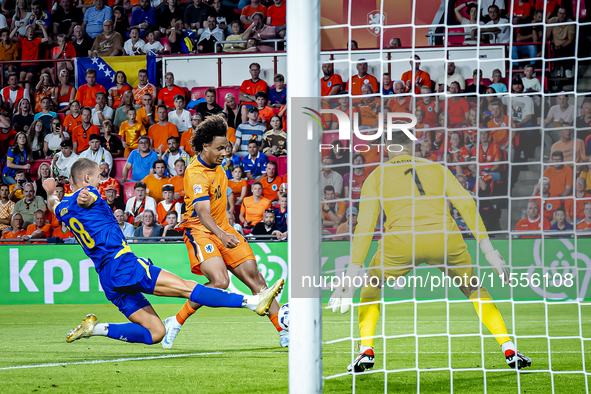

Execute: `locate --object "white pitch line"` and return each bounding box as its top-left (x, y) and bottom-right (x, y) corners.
top-left (2, 349), bottom-right (585, 371)
top-left (0, 352), bottom-right (221, 371)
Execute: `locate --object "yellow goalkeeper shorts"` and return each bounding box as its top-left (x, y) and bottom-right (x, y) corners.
top-left (368, 222), bottom-right (475, 280)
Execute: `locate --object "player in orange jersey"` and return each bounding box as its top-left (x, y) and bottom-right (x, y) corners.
top-left (162, 114), bottom-right (288, 348)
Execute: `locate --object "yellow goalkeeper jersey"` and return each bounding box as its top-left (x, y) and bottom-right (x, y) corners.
top-left (352, 154), bottom-right (489, 267)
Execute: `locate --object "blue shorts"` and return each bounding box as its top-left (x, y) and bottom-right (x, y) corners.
top-left (99, 253), bottom-right (163, 318)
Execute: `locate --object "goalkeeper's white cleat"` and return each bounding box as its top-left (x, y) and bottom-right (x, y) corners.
top-left (66, 314), bottom-right (98, 343)
top-left (505, 350), bottom-right (532, 369)
top-left (161, 316), bottom-right (182, 349)
top-left (279, 330), bottom-right (289, 348)
top-left (347, 348), bottom-right (375, 373)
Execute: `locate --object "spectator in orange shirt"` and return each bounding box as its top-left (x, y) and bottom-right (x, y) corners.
top-left (564, 177), bottom-right (591, 221)
top-left (156, 184), bottom-right (181, 225)
top-left (335, 206), bottom-right (358, 240)
top-left (1, 213), bottom-right (26, 243)
top-left (97, 161), bottom-right (120, 200)
top-left (52, 221), bottom-right (75, 239)
top-left (400, 55), bottom-right (432, 94)
top-left (241, 91), bottom-right (274, 127)
top-left (157, 72), bottom-right (185, 110)
top-left (137, 93), bottom-right (158, 128)
top-left (447, 131), bottom-right (471, 166)
top-left (550, 127), bottom-right (587, 166)
top-left (387, 80), bottom-right (412, 114)
top-left (514, 200), bottom-right (551, 238)
top-left (478, 129), bottom-right (503, 181)
top-left (239, 62), bottom-right (268, 105)
top-left (119, 107), bottom-right (147, 157)
top-left (440, 82), bottom-right (470, 127)
top-left (132, 68), bottom-right (156, 106)
top-left (320, 63), bottom-right (344, 96)
top-left (148, 105), bottom-right (179, 154)
top-left (240, 0), bottom-right (266, 28)
top-left (343, 153), bottom-right (374, 200)
top-left (74, 68), bottom-right (107, 108)
top-left (347, 59), bottom-right (379, 96)
top-left (321, 184), bottom-right (346, 229)
top-left (577, 202), bottom-right (591, 231)
top-left (537, 150), bottom-right (574, 197)
top-left (260, 161), bottom-right (282, 201)
top-left (63, 100), bottom-right (82, 133)
top-left (71, 107), bottom-right (100, 153)
top-left (142, 159), bottom-right (170, 203)
top-left (240, 181), bottom-right (272, 228)
top-left (229, 166), bottom-right (247, 205)
top-left (12, 23), bottom-right (49, 93)
top-left (23, 209), bottom-right (52, 241)
top-left (418, 138), bottom-right (438, 161)
top-left (486, 99), bottom-right (510, 149)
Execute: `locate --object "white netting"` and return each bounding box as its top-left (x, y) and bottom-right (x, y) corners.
top-left (316, 0), bottom-right (591, 392)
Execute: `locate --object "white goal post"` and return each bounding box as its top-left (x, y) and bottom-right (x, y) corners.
top-left (287, 0), bottom-right (323, 393)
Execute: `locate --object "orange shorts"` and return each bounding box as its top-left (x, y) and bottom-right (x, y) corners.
top-left (182, 226), bottom-right (255, 275)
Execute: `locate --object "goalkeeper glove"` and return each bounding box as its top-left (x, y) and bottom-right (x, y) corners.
top-left (480, 238), bottom-right (510, 284)
top-left (328, 262), bottom-right (362, 314)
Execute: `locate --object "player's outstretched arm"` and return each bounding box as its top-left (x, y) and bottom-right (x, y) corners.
top-left (42, 178), bottom-right (59, 212)
top-left (444, 169), bottom-right (509, 284)
top-left (194, 199), bottom-right (239, 248)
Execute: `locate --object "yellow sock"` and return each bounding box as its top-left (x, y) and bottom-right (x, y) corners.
top-left (469, 288), bottom-right (511, 346)
top-left (359, 298), bottom-right (380, 348)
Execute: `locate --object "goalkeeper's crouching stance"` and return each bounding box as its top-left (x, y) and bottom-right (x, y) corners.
top-left (328, 131), bottom-right (532, 373)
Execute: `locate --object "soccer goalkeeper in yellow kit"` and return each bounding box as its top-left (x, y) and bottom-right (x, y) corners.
top-left (328, 132), bottom-right (531, 373)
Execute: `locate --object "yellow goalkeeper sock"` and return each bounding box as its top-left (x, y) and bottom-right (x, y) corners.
top-left (469, 288), bottom-right (511, 346)
top-left (359, 298), bottom-right (380, 348)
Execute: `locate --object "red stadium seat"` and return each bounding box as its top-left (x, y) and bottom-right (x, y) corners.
top-left (447, 27), bottom-right (465, 45)
top-left (112, 158), bottom-right (127, 181)
top-left (123, 182), bottom-right (136, 203)
top-left (465, 78), bottom-right (492, 88)
top-left (267, 155), bottom-right (277, 162)
top-left (191, 86), bottom-right (215, 101)
top-left (181, 87), bottom-right (190, 101)
top-left (277, 155), bottom-right (287, 177)
top-left (157, 37), bottom-right (171, 54)
top-left (58, 113), bottom-right (65, 123)
top-left (216, 86), bottom-right (240, 107)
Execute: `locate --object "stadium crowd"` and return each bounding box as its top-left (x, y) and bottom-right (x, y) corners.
top-left (320, 0), bottom-right (591, 239)
top-left (0, 60), bottom-right (288, 243)
top-left (1, 0), bottom-right (591, 244)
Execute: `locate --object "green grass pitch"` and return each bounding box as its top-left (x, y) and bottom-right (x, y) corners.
top-left (1, 302), bottom-right (589, 393)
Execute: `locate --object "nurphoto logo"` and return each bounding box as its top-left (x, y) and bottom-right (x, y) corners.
top-left (303, 107), bottom-right (417, 153)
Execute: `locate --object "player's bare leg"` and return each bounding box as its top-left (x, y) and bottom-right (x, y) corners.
top-left (230, 260), bottom-right (288, 347)
top-left (68, 269), bottom-right (283, 345)
top-left (163, 258), bottom-right (286, 348)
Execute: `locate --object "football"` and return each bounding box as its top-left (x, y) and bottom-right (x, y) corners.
top-left (278, 303), bottom-right (289, 331)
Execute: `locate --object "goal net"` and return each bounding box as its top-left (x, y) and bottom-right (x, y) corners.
top-left (289, 0), bottom-right (591, 392)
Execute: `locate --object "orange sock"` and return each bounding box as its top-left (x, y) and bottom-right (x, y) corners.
top-left (175, 301), bottom-right (196, 325)
top-left (269, 312), bottom-right (283, 332)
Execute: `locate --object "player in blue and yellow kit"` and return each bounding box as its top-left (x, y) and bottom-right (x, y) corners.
top-left (44, 158), bottom-right (284, 345)
top-left (328, 132), bottom-right (531, 372)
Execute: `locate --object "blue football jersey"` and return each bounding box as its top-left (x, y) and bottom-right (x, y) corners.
top-left (54, 186), bottom-right (132, 272)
